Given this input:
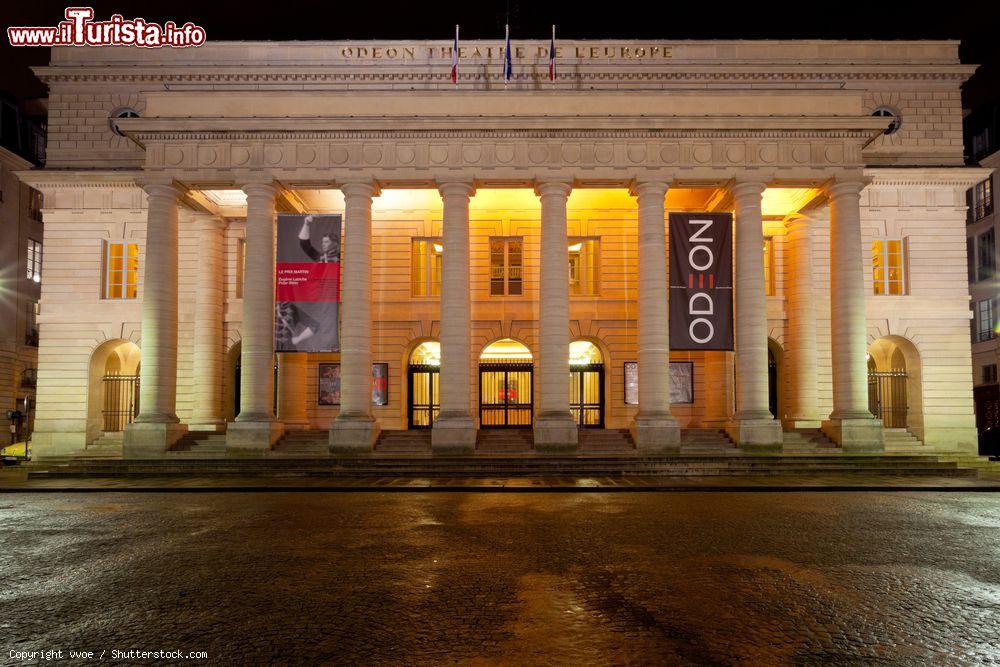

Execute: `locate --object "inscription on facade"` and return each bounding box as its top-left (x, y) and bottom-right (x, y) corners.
top-left (338, 44), bottom-right (674, 61)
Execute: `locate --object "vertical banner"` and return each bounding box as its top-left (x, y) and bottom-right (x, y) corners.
top-left (669, 212), bottom-right (734, 351)
top-left (275, 214), bottom-right (342, 352)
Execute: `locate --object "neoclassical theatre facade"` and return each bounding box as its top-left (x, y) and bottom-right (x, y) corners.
top-left (21, 40), bottom-right (990, 458)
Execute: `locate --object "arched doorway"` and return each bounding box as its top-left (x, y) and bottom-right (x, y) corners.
top-left (867, 336), bottom-right (922, 433)
top-left (569, 340), bottom-right (604, 428)
top-left (479, 338), bottom-right (533, 427)
top-left (408, 341), bottom-right (440, 429)
top-left (87, 339), bottom-right (140, 441)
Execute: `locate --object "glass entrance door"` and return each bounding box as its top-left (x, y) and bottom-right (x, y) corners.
top-left (479, 363), bottom-right (533, 427)
top-left (408, 364), bottom-right (439, 428)
top-left (570, 364), bottom-right (604, 428)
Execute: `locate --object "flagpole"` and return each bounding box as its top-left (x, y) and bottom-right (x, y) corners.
top-left (550, 24), bottom-right (556, 84)
top-left (504, 23), bottom-right (509, 88)
top-left (453, 24), bottom-right (459, 87)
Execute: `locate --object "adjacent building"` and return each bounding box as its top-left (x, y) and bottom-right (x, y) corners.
top-left (18, 40), bottom-right (991, 458)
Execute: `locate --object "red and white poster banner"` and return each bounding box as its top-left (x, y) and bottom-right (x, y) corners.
top-left (275, 214), bottom-right (342, 353)
top-left (668, 212), bottom-right (734, 351)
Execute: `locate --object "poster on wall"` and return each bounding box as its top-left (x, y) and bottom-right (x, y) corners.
top-left (624, 361), bottom-right (694, 405)
top-left (318, 363), bottom-right (341, 406)
top-left (372, 363), bottom-right (389, 406)
top-left (668, 212), bottom-right (734, 351)
top-left (275, 213), bottom-right (342, 352)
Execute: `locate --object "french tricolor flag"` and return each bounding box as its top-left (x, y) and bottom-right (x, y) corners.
top-left (451, 25), bottom-right (459, 85)
top-left (549, 25), bottom-right (556, 82)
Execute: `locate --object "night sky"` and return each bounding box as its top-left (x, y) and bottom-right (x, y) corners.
top-left (2, 1), bottom-right (999, 109)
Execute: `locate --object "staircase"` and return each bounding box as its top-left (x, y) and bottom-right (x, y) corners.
top-left (272, 430), bottom-right (329, 457)
top-left (375, 430), bottom-right (432, 454)
top-left (80, 432), bottom-right (124, 458)
top-left (680, 429), bottom-right (736, 453)
top-left (169, 432), bottom-right (227, 457)
top-left (476, 428), bottom-right (534, 453)
top-left (577, 429), bottom-right (634, 454)
top-left (883, 428), bottom-right (923, 453)
top-left (781, 428), bottom-right (838, 452)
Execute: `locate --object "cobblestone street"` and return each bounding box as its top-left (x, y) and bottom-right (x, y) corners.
top-left (2, 492), bottom-right (999, 664)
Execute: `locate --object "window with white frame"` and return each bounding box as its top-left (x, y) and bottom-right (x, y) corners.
top-left (489, 237), bottom-right (523, 296)
top-left (102, 241), bottom-right (139, 299)
top-left (568, 237), bottom-right (600, 296)
top-left (872, 238), bottom-right (907, 295)
top-left (410, 238), bottom-right (443, 296)
top-left (26, 239), bottom-right (41, 283)
top-left (976, 298), bottom-right (996, 343)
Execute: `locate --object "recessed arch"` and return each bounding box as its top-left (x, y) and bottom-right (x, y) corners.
top-left (86, 339), bottom-right (141, 444)
top-left (868, 335), bottom-right (923, 437)
top-left (480, 338), bottom-right (533, 362)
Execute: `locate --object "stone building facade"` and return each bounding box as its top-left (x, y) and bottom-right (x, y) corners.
top-left (18, 40), bottom-right (989, 458)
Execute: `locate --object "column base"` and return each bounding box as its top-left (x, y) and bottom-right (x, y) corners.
top-left (30, 428), bottom-right (88, 459)
top-left (822, 417), bottom-right (884, 453)
top-left (727, 418), bottom-right (783, 452)
top-left (330, 417), bottom-right (380, 455)
top-left (226, 420), bottom-right (284, 456)
top-left (630, 415), bottom-right (680, 455)
top-left (533, 415), bottom-right (579, 453)
top-left (432, 416), bottom-right (476, 454)
top-left (124, 421), bottom-right (188, 459)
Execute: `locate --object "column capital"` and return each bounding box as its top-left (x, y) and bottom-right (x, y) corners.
top-left (339, 180), bottom-right (380, 200)
top-left (139, 179), bottom-right (183, 201)
top-left (534, 180), bottom-right (573, 198)
top-left (438, 180), bottom-right (476, 199)
top-left (730, 179), bottom-right (767, 203)
top-left (823, 179), bottom-right (867, 200)
top-left (628, 179), bottom-right (669, 199)
top-left (240, 180), bottom-right (279, 200)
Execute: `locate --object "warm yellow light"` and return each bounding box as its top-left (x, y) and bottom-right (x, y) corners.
top-left (568, 242), bottom-right (582, 252)
top-left (569, 340), bottom-right (602, 365)
top-left (761, 188), bottom-right (820, 217)
top-left (201, 189), bottom-right (248, 206)
top-left (480, 338), bottom-right (532, 361)
top-left (432, 243), bottom-right (443, 253)
top-left (410, 341), bottom-right (441, 365)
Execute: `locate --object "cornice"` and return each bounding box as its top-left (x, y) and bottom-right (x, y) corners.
top-left (863, 167), bottom-right (993, 188)
top-left (13, 169), bottom-right (140, 190)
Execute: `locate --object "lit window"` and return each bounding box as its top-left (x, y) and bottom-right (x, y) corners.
top-left (236, 238), bottom-right (246, 299)
top-left (763, 237), bottom-right (775, 296)
top-left (102, 241), bottom-right (139, 299)
top-left (976, 299), bottom-right (996, 343)
top-left (489, 237), bottom-right (523, 296)
top-left (410, 238), bottom-right (443, 296)
top-left (568, 238), bottom-right (600, 296)
top-left (872, 238), bottom-right (907, 295)
top-left (976, 228), bottom-right (995, 282)
top-left (26, 239), bottom-right (42, 282)
top-left (983, 364), bottom-right (998, 386)
top-left (971, 177), bottom-right (994, 222)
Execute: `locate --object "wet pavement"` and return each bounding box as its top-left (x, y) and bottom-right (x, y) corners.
top-left (1, 492), bottom-right (999, 664)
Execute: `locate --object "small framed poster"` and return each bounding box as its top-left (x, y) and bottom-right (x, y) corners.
top-left (623, 361), bottom-right (695, 405)
top-left (318, 363), bottom-right (341, 406)
top-left (371, 362), bottom-right (389, 406)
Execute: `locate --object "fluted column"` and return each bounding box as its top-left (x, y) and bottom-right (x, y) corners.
top-left (277, 353), bottom-right (309, 430)
top-left (124, 180), bottom-right (187, 457)
top-left (534, 180), bottom-right (578, 451)
top-left (330, 180), bottom-right (380, 452)
top-left (823, 180), bottom-right (883, 451)
top-left (432, 181), bottom-right (476, 452)
top-left (728, 180), bottom-right (782, 449)
top-left (189, 214), bottom-right (226, 431)
top-left (630, 180), bottom-right (679, 452)
top-left (784, 214), bottom-right (822, 428)
top-left (226, 180), bottom-right (283, 453)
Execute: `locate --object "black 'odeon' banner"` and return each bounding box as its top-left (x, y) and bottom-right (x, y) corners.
top-left (668, 212), bottom-right (734, 351)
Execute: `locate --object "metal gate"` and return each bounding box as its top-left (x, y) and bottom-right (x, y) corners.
top-left (868, 369), bottom-right (908, 428)
top-left (479, 363), bottom-right (533, 427)
top-left (570, 364), bottom-right (604, 428)
top-left (974, 384), bottom-right (1000, 432)
top-left (408, 364), bottom-right (439, 428)
top-left (102, 374), bottom-right (139, 432)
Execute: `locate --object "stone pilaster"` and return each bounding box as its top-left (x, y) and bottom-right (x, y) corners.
top-left (124, 180), bottom-right (187, 457)
top-left (188, 214), bottom-right (226, 432)
top-left (630, 180), bottom-right (680, 453)
top-left (534, 180), bottom-right (578, 452)
top-left (276, 353), bottom-right (310, 430)
top-left (330, 180), bottom-right (380, 453)
top-left (432, 180), bottom-right (476, 453)
top-left (783, 214), bottom-right (823, 429)
top-left (227, 180), bottom-right (283, 454)
top-left (727, 180), bottom-right (783, 450)
top-left (823, 180), bottom-right (884, 452)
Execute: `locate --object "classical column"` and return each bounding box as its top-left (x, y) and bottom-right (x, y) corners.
top-left (534, 180), bottom-right (578, 451)
top-left (783, 214), bottom-right (822, 428)
top-left (727, 180), bottom-right (782, 449)
top-left (226, 180), bottom-right (283, 453)
top-left (276, 353), bottom-right (309, 430)
top-left (630, 180), bottom-right (679, 452)
top-left (188, 214), bottom-right (226, 431)
top-left (124, 180), bottom-right (187, 457)
top-left (432, 180), bottom-right (476, 452)
top-left (823, 180), bottom-right (883, 451)
top-left (330, 180), bottom-right (380, 452)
